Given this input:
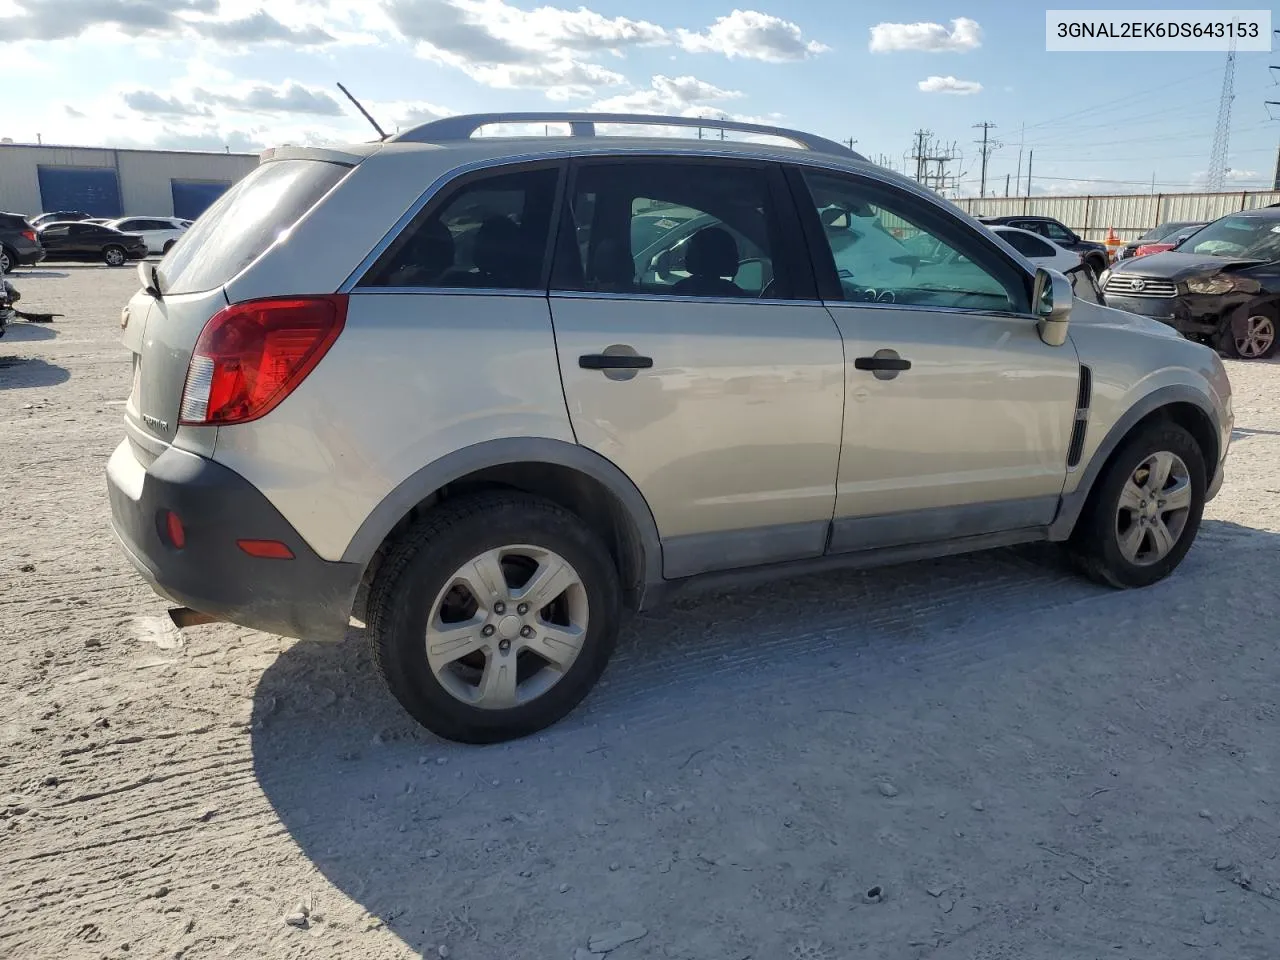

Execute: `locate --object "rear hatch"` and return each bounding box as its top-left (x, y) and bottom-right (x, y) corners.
top-left (123, 157), bottom-right (351, 447)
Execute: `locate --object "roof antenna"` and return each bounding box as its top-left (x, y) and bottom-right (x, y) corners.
top-left (336, 82), bottom-right (388, 141)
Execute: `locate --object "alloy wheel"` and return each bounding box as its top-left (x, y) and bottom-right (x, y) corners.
top-left (1235, 315), bottom-right (1276, 359)
top-left (425, 544), bottom-right (589, 709)
top-left (1115, 451), bottom-right (1193, 566)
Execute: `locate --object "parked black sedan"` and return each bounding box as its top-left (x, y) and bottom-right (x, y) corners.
top-left (1100, 209), bottom-right (1280, 359)
top-left (36, 221), bottom-right (149, 266)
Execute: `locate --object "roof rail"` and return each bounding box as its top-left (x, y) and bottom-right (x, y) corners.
top-left (391, 112), bottom-right (863, 159)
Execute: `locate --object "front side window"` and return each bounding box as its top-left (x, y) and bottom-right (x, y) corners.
top-left (1043, 221), bottom-right (1075, 243)
top-left (362, 166), bottom-right (559, 290)
top-left (800, 170), bottom-right (1018, 312)
top-left (555, 160), bottom-right (787, 299)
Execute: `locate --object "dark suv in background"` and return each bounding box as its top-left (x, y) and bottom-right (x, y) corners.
top-left (0, 212), bottom-right (45, 274)
top-left (979, 215), bottom-right (1110, 275)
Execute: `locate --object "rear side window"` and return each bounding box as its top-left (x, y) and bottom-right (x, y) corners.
top-left (361, 166), bottom-right (559, 291)
top-left (554, 159), bottom-right (793, 299)
top-left (999, 230), bottom-right (1055, 259)
top-left (158, 159), bottom-right (347, 295)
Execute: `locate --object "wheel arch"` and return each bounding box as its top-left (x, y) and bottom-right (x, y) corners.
top-left (1049, 385), bottom-right (1219, 540)
top-left (343, 438), bottom-right (662, 611)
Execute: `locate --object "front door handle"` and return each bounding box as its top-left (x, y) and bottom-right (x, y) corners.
top-left (853, 356), bottom-right (912, 372)
top-left (579, 353), bottom-right (653, 371)
top-left (853, 349), bottom-right (911, 381)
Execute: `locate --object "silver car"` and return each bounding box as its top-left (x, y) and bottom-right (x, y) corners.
top-left (107, 112), bottom-right (1233, 743)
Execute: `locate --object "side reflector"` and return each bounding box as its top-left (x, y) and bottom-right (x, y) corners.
top-left (163, 510), bottom-right (186, 550)
top-left (237, 539), bottom-right (295, 559)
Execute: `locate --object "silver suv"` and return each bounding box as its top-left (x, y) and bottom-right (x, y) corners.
top-left (107, 112), bottom-right (1233, 743)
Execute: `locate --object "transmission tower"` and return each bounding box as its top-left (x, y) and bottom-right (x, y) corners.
top-left (906, 131), bottom-right (962, 196)
top-left (1206, 40), bottom-right (1237, 192)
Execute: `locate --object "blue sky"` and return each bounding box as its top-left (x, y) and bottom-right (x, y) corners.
top-left (5, 0), bottom-right (1276, 196)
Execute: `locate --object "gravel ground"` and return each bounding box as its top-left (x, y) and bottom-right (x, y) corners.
top-left (3, 265), bottom-right (1280, 960)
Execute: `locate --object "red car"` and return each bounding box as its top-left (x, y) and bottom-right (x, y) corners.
top-left (1134, 222), bottom-right (1206, 258)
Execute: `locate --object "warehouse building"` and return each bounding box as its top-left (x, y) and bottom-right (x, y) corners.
top-left (0, 142), bottom-right (259, 220)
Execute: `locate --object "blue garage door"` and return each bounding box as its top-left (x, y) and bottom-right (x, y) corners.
top-left (37, 166), bottom-right (122, 217)
top-left (171, 180), bottom-right (232, 220)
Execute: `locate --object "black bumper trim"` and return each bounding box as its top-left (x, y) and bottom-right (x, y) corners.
top-left (107, 441), bottom-right (361, 642)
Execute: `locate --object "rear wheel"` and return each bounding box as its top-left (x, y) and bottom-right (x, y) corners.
top-left (0, 245), bottom-right (14, 274)
top-left (162, 239), bottom-right (176, 254)
top-left (1085, 254), bottom-right (1107, 277)
top-left (366, 492), bottom-right (622, 743)
top-left (103, 245), bottom-right (126, 267)
top-left (1216, 307), bottom-right (1278, 360)
top-left (1068, 422), bottom-right (1206, 589)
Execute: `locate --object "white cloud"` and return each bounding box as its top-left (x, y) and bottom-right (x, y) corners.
top-left (592, 74), bottom-right (742, 115)
top-left (677, 9), bottom-right (826, 62)
top-left (870, 17), bottom-right (981, 53)
top-left (918, 76), bottom-right (982, 95)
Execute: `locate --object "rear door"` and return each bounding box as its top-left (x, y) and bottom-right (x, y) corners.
top-left (128, 157), bottom-right (349, 446)
top-left (549, 157), bottom-right (845, 579)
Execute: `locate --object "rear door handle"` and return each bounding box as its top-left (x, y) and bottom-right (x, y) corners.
top-left (853, 356), bottom-right (911, 372)
top-left (579, 354), bottom-right (653, 371)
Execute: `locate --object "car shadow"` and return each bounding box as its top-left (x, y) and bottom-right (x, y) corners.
top-left (9, 270), bottom-right (71, 279)
top-left (0, 356), bottom-right (70, 388)
top-left (1233, 426), bottom-right (1280, 440)
top-left (1, 322), bottom-right (57, 343)
top-left (249, 517), bottom-right (1279, 955)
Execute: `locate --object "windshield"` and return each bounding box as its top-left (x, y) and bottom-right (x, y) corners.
top-left (157, 159), bottom-right (348, 295)
top-left (1180, 215), bottom-right (1280, 260)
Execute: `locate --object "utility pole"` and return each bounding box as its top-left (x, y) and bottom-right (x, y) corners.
top-left (1005, 173), bottom-right (1010, 197)
top-left (907, 131), bottom-right (962, 196)
top-left (1014, 122), bottom-right (1025, 199)
top-left (973, 122), bottom-right (1001, 199)
top-left (1026, 150), bottom-right (1034, 197)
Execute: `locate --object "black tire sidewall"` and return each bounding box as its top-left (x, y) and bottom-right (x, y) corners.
top-left (372, 498), bottom-right (621, 743)
top-left (1076, 423), bottom-right (1206, 588)
top-left (0, 246), bottom-right (13, 274)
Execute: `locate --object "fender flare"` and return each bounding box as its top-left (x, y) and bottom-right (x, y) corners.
top-left (1048, 383), bottom-right (1219, 540)
top-left (339, 436), bottom-right (663, 586)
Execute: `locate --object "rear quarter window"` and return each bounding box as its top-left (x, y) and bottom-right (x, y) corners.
top-left (158, 159), bottom-right (348, 295)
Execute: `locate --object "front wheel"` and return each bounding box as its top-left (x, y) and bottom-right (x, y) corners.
top-left (1217, 307), bottom-right (1278, 360)
top-left (1085, 254), bottom-right (1108, 277)
top-left (103, 245), bottom-right (126, 267)
top-left (366, 493), bottom-right (622, 743)
top-left (1068, 421), bottom-right (1206, 589)
top-left (0, 246), bottom-right (14, 274)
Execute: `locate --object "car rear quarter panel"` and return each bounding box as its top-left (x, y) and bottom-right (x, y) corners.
top-left (209, 292), bottom-right (575, 562)
top-left (1065, 302), bottom-right (1230, 496)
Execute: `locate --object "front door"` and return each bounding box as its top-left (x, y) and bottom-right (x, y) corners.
top-left (550, 158), bottom-right (845, 579)
top-left (790, 167), bottom-right (1081, 552)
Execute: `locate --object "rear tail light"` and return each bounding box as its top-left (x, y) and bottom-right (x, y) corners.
top-left (178, 296), bottom-right (346, 426)
top-left (22, 230), bottom-right (36, 243)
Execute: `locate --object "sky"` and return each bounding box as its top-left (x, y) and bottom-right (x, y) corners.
top-left (4, 0), bottom-right (1278, 197)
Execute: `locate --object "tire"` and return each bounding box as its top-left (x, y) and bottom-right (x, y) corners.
top-left (103, 245), bottom-right (126, 267)
top-left (1085, 254), bottom-right (1107, 277)
top-left (0, 245), bottom-right (14, 274)
top-left (162, 240), bottom-right (175, 254)
top-left (366, 492), bottom-right (622, 744)
top-left (1216, 305), bottom-right (1278, 360)
top-left (1068, 421), bottom-right (1206, 589)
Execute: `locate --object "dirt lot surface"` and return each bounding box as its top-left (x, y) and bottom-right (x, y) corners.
top-left (3, 265), bottom-right (1280, 960)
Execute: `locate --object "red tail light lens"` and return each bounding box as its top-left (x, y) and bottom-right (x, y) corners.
top-left (179, 296), bottom-right (346, 426)
top-left (22, 229), bottom-right (37, 243)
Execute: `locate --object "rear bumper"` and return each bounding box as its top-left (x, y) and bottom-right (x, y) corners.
top-left (107, 439), bottom-right (361, 642)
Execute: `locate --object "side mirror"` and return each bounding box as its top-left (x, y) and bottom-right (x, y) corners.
top-left (1033, 266), bottom-right (1073, 346)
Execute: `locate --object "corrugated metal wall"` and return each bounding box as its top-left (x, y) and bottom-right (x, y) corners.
top-left (0, 144), bottom-right (257, 217)
top-left (954, 190), bottom-right (1280, 240)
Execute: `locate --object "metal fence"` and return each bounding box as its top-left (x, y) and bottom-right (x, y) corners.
top-left (952, 190), bottom-right (1280, 241)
